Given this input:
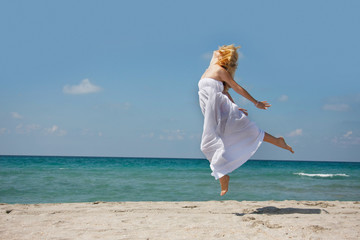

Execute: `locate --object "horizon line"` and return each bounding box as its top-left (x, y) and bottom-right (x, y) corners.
top-left (0, 154), bottom-right (359, 163)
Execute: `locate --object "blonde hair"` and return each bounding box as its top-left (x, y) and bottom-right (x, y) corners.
top-left (217, 44), bottom-right (241, 91)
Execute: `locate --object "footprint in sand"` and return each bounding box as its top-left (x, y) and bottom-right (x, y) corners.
top-left (251, 220), bottom-right (283, 229)
top-left (242, 216), bottom-right (256, 222)
top-left (308, 225), bottom-right (330, 232)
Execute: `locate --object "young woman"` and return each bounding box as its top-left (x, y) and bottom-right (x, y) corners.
top-left (198, 44), bottom-right (294, 196)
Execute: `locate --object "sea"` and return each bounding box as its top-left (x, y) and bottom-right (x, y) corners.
top-left (0, 155), bottom-right (359, 204)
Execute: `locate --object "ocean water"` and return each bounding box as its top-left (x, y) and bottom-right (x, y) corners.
top-left (0, 156), bottom-right (359, 204)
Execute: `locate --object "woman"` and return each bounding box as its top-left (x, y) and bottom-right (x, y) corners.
top-left (198, 44), bottom-right (294, 196)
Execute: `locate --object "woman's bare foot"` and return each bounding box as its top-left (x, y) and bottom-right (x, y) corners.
top-left (264, 133), bottom-right (294, 154)
top-left (219, 175), bottom-right (230, 196)
top-left (278, 137), bottom-right (294, 153)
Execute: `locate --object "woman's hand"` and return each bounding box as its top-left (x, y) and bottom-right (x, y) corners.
top-left (255, 101), bottom-right (271, 110)
top-left (239, 108), bottom-right (248, 116)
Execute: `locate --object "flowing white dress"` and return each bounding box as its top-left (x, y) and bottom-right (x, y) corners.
top-left (198, 78), bottom-right (264, 179)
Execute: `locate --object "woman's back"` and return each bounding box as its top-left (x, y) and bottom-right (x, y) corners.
top-left (201, 64), bottom-right (224, 82)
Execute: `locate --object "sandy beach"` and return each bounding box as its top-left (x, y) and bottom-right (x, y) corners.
top-left (1, 200), bottom-right (359, 240)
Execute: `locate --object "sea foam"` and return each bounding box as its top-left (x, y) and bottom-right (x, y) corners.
top-left (294, 172), bottom-right (349, 178)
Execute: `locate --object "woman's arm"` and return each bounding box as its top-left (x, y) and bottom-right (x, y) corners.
top-left (223, 90), bottom-right (235, 103)
top-left (223, 89), bottom-right (249, 116)
top-left (219, 68), bottom-right (271, 110)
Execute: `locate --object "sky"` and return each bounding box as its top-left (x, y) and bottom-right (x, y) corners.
top-left (0, 0), bottom-right (359, 161)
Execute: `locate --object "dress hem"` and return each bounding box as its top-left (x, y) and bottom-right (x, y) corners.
top-left (210, 130), bottom-right (264, 180)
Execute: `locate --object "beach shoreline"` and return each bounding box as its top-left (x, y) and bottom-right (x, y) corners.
top-left (1, 200), bottom-right (359, 239)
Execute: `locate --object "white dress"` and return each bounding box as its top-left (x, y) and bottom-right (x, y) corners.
top-left (198, 78), bottom-right (264, 179)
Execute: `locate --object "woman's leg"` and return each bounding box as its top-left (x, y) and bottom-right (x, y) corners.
top-left (219, 175), bottom-right (230, 196)
top-left (263, 132), bottom-right (294, 153)
top-left (218, 133), bottom-right (293, 196)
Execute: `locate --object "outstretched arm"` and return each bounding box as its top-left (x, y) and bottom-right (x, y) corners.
top-left (223, 89), bottom-right (249, 116)
top-left (219, 68), bottom-right (271, 110)
top-left (223, 90), bottom-right (235, 103)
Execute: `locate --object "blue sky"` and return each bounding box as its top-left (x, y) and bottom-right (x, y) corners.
top-left (0, 0), bottom-right (359, 161)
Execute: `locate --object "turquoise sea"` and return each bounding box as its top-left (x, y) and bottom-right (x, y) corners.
top-left (0, 156), bottom-right (359, 204)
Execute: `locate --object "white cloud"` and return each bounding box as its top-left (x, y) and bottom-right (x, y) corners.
top-left (63, 79), bottom-right (101, 95)
top-left (141, 132), bottom-right (155, 139)
top-left (278, 95), bottom-right (289, 102)
top-left (81, 128), bottom-right (90, 135)
top-left (0, 128), bottom-right (9, 135)
top-left (142, 129), bottom-right (200, 141)
top-left (188, 133), bottom-right (201, 140)
top-left (323, 103), bottom-right (350, 112)
top-left (159, 129), bottom-right (185, 141)
top-left (142, 129), bottom-right (186, 141)
top-left (15, 124), bottom-right (41, 134)
top-left (323, 94), bottom-right (360, 113)
top-left (16, 124), bottom-right (23, 131)
top-left (332, 130), bottom-right (360, 146)
top-left (27, 124), bottom-right (41, 132)
top-left (44, 125), bottom-right (67, 136)
top-left (288, 129), bottom-right (303, 137)
top-left (11, 112), bottom-right (23, 119)
top-left (238, 51), bottom-right (244, 59)
top-left (122, 102), bottom-right (131, 110)
top-left (202, 52), bottom-right (213, 60)
top-left (343, 131), bottom-right (353, 138)
top-left (80, 128), bottom-right (103, 137)
top-left (45, 125), bottom-right (58, 134)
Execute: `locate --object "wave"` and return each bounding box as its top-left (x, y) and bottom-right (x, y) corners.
top-left (294, 172), bottom-right (350, 178)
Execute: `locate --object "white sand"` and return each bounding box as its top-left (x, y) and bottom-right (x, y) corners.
top-left (1, 200), bottom-right (359, 239)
